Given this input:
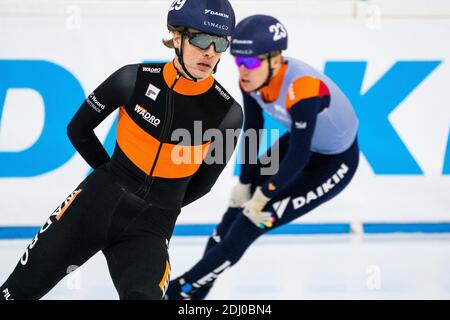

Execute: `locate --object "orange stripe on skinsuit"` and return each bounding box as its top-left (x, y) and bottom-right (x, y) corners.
top-left (159, 260), bottom-right (171, 290)
top-left (285, 76), bottom-right (321, 111)
top-left (116, 107), bottom-right (160, 174)
top-left (117, 105), bottom-right (212, 178)
top-left (153, 141), bottom-right (212, 178)
top-left (55, 189), bottom-right (82, 221)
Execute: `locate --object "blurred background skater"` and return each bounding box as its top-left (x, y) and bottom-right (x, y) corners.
top-left (166, 14), bottom-right (359, 300)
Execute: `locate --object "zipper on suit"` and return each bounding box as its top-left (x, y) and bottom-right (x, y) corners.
top-left (136, 73), bottom-right (180, 199)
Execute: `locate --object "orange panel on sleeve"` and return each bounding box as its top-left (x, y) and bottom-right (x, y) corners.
top-left (116, 107), bottom-right (160, 174)
top-left (153, 141), bottom-right (212, 179)
top-left (285, 77), bottom-right (321, 111)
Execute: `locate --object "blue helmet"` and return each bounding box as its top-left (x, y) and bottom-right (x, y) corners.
top-left (167, 0), bottom-right (236, 37)
top-left (231, 15), bottom-right (288, 56)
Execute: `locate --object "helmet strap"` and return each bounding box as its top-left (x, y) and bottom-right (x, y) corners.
top-left (254, 54), bottom-right (274, 92)
top-left (212, 58), bottom-right (220, 74)
top-left (175, 28), bottom-right (199, 82)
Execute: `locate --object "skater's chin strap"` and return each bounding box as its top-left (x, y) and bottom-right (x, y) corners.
top-left (254, 54), bottom-right (274, 92)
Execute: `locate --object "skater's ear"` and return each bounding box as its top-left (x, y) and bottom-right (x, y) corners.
top-left (266, 51), bottom-right (283, 70)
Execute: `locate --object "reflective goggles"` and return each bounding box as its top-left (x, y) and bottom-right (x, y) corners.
top-left (186, 32), bottom-right (230, 53)
top-left (234, 56), bottom-right (264, 70)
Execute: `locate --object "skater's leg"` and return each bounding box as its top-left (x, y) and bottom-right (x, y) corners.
top-left (166, 139), bottom-right (359, 299)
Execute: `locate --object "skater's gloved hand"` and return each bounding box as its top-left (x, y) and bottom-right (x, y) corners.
top-left (242, 187), bottom-right (274, 229)
top-left (229, 181), bottom-right (251, 208)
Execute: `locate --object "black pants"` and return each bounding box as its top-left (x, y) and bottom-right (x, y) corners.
top-left (0, 163), bottom-right (178, 300)
top-left (174, 138), bottom-right (360, 294)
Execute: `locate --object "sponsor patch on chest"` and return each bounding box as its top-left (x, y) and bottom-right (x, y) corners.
top-left (145, 83), bottom-right (161, 101)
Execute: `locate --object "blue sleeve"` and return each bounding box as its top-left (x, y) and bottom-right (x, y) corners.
top-left (260, 97), bottom-right (320, 198)
top-left (239, 92), bottom-right (264, 184)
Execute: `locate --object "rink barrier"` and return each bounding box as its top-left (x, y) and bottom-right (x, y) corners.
top-left (1, 223), bottom-right (450, 239)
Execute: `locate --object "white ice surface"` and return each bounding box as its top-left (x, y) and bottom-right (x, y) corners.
top-left (1, 234), bottom-right (449, 300)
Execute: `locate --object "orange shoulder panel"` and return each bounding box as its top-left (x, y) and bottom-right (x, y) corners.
top-left (285, 76), bottom-right (321, 111)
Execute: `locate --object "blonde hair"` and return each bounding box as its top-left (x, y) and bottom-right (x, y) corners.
top-left (162, 26), bottom-right (185, 49)
top-left (258, 50), bottom-right (282, 60)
